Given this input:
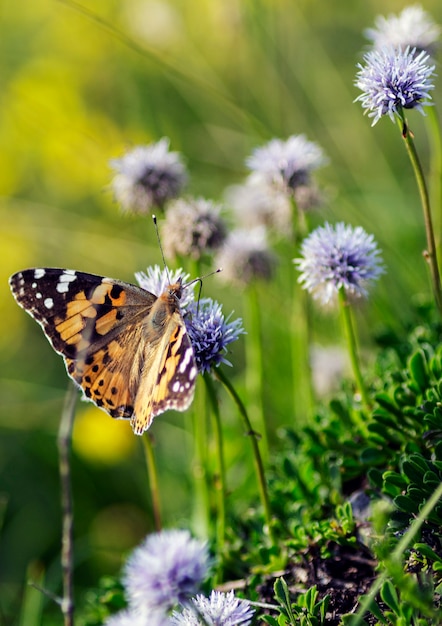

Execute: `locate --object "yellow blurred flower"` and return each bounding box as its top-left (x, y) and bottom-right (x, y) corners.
top-left (73, 405), bottom-right (136, 464)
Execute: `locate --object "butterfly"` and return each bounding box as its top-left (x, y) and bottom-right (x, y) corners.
top-left (9, 268), bottom-right (198, 434)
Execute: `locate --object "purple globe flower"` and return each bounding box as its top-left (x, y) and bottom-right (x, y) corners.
top-left (185, 298), bottom-right (245, 374)
top-left (135, 265), bottom-right (195, 309)
top-left (246, 134), bottom-right (327, 196)
top-left (365, 6), bottom-right (440, 57)
top-left (355, 46), bottom-right (435, 125)
top-left (123, 529), bottom-right (210, 614)
top-left (110, 138), bottom-right (187, 213)
top-left (170, 590), bottom-right (255, 626)
top-left (162, 197), bottom-right (227, 261)
top-left (294, 222), bottom-right (384, 307)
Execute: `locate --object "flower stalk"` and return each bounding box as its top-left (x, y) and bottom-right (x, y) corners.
top-left (57, 381), bottom-right (78, 626)
top-left (397, 110), bottom-right (442, 315)
top-left (203, 373), bottom-right (226, 578)
top-left (142, 434), bottom-right (162, 532)
top-left (214, 367), bottom-right (274, 544)
top-left (338, 289), bottom-right (371, 416)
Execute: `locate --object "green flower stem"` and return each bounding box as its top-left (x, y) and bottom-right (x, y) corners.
top-left (291, 199), bottom-right (315, 424)
top-left (338, 289), bottom-right (371, 416)
top-left (57, 380), bottom-right (78, 626)
top-left (187, 258), bottom-right (211, 538)
top-left (425, 107), bottom-right (442, 250)
top-left (352, 481), bottom-right (442, 626)
top-left (291, 278), bottom-right (315, 424)
top-left (397, 110), bottom-right (442, 315)
top-left (191, 381), bottom-right (210, 538)
top-left (203, 372), bottom-right (226, 579)
top-left (244, 284), bottom-right (269, 460)
top-left (142, 434), bottom-right (162, 532)
top-left (214, 367), bottom-right (275, 545)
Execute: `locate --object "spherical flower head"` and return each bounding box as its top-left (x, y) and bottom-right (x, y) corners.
top-left (123, 529), bottom-right (210, 614)
top-left (170, 590), bottom-right (255, 626)
top-left (184, 298), bottom-right (245, 374)
top-left (135, 265), bottom-right (195, 309)
top-left (355, 46), bottom-right (435, 126)
top-left (294, 222), bottom-right (384, 307)
top-left (246, 134), bottom-right (327, 197)
top-left (365, 5), bottom-right (441, 57)
top-left (226, 181), bottom-right (292, 236)
top-left (162, 197), bottom-right (227, 261)
top-left (215, 227), bottom-right (276, 287)
top-left (110, 138), bottom-right (187, 214)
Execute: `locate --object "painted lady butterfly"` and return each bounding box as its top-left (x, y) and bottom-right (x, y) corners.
top-left (9, 268), bottom-right (198, 434)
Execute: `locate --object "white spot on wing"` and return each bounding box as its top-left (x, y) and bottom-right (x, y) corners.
top-left (189, 366), bottom-right (197, 380)
top-left (56, 272), bottom-right (77, 294)
top-left (172, 381), bottom-right (181, 392)
top-left (36, 293), bottom-right (42, 299)
top-left (178, 347), bottom-right (193, 374)
top-left (34, 269), bottom-right (45, 279)
top-left (44, 297), bottom-right (54, 309)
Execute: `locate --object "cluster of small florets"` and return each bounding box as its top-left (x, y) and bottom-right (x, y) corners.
top-left (355, 5), bottom-right (438, 126)
top-left (105, 529), bottom-right (254, 626)
top-left (135, 265), bottom-right (244, 375)
top-left (110, 8), bottom-right (442, 317)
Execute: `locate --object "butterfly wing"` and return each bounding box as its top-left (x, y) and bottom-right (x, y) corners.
top-left (131, 301), bottom-right (197, 434)
top-left (10, 268), bottom-right (198, 433)
top-left (10, 268), bottom-right (157, 421)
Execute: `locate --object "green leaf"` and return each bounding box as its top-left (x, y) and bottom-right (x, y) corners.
top-left (394, 494), bottom-right (416, 513)
top-left (414, 542), bottom-right (442, 564)
top-left (380, 580), bottom-right (400, 614)
top-left (360, 447), bottom-right (388, 465)
top-left (408, 350), bottom-right (429, 392)
top-left (374, 394), bottom-right (401, 416)
top-left (261, 617), bottom-right (281, 626)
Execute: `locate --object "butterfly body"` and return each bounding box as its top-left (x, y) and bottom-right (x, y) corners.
top-left (9, 268), bottom-right (197, 434)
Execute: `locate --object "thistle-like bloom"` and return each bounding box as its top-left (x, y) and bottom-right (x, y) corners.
top-left (135, 265), bottom-right (195, 308)
top-left (162, 197), bottom-right (227, 260)
top-left (226, 182), bottom-right (292, 235)
top-left (185, 298), bottom-right (245, 374)
top-left (365, 5), bottom-right (441, 57)
top-left (123, 529), bottom-right (210, 614)
top-left (215, 227), bottom-right (276, 286)
top-left (294, 222), bottom-right (384, 307)
top-left (110, 138), bottom-right (187, 213)
top-left (355, 46), bottom-right (435, 126)
top-left (246, 134), bottom-right (327, 197)
top-left (170, 590), bottom-right (255, 626)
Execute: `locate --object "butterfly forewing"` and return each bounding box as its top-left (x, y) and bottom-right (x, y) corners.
top-left (9, 268), bottom-right (198, 433)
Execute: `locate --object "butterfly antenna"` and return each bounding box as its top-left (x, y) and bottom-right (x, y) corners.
top-left (152, 214), bottom-right (171, 283)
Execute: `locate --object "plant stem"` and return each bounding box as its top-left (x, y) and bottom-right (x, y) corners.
top-left (142, 434), bottom-right (162, 532)
top-left (291, 199), bottom-right (315, 424)
top-left (352, 481), bottom-right (442, 626)
top-left (203, 373), bottom-right (226, 579)
top-left (397, 111), bottom-right (442, 315)
top-left (57, 381), bottom-right (78, 626)
top-left (192, 381), bottom-right (210, 537)
top-left (244, 284), bottom-right (269, 460)
top-left (425, 106), bottom-right (442, 251)
top-left (338, 289), bottom-right (371, 415)
top-left (214, 368), bottom-right (275, 544)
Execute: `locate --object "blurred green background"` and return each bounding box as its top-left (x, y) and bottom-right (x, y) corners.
top-left (1, 0), bottom-right (441, 622)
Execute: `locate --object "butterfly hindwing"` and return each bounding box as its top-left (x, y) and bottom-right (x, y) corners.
top-left (9, 268), bottom-right (198, 433)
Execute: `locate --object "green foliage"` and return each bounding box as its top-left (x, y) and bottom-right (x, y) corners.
top-left (261, 578), bottom-right (329, 626)
top-left (78, 577), bottom-right (126, 626)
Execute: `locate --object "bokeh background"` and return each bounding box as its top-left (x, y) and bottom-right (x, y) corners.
top-left (1, 0), bottom-right (441, 623)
